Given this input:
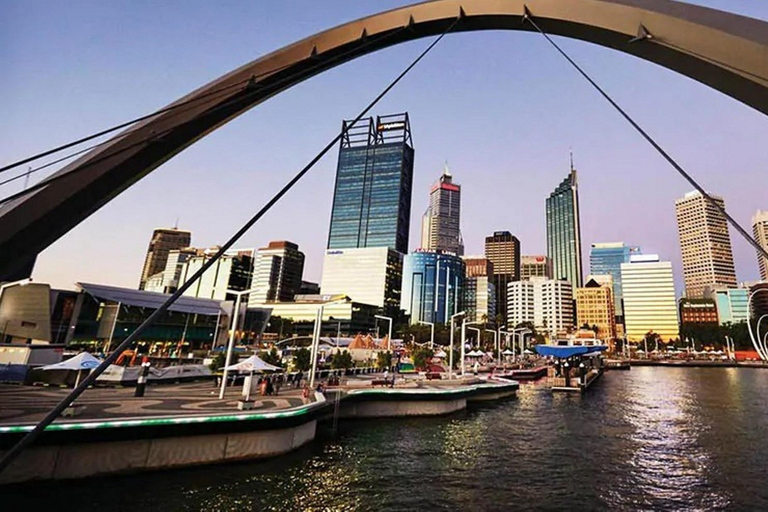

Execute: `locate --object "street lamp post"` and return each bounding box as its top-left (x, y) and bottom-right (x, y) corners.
top-left (511, 327), bottom-right (530, 358)
top-left (488, 329), bottom-right (498, 367)
top-left (375, 315), bottom-right (393, 352)
top-left (449, 311), bottom-right (465, 380)
top-left (460, 317), bottom-right (467, 377)
top-left (418, 321), bottom-right (435, 350)
top-left (218, 287), bottom-right (259, 400)
top-left (498, 328), bottom-right (509, 366)
top-left (467, 326), bottom-right (482, 350)
top-left (309, 298), bottom-right (347, 388)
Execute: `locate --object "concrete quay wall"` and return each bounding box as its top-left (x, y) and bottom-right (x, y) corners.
top-left (0, 420), bottom-right (316, 485)
top-left (340, 398), bottom-right (467, 418)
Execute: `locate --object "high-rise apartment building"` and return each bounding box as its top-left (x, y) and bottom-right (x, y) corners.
top-left (144, 247), bottom-right (200, 294)
top-left (521, 255), bottom-right (552, 280)
top-left (575, 277), bottom-right (617, 341)
top-left (401, 250), bottom-right (465, 324)
top-left (485, 231), bottom-right (520, 323)
top-left (752, 210), bottom-right (768, 281)
top-left (620, 254), bottom-right (679, 342)
top-left (507, 277), bottom-right (573, 338)
top-left (327, 113), bottom-right (414, 254)
top-left (420, 164), bottom-right (463, 255)
top-left (589, 242), bottom-right (641, 320)
top-left (675, 191), bottom-right (736, 298)
top-left (139, 228), bottom-right (192, 290)
top-left (546, 168), bottom-right (583, 288)
top-left (178, 247), bottom-right (254, 302)
top-left (249, 241), bottom-right (305, 305)
top-left (462, 256), bottom-right (495, 323)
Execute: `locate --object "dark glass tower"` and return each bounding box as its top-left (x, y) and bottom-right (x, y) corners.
top-left (546, 168), bottom-right (583, 288)
top-left (327, 113), bottom-right (414, 254)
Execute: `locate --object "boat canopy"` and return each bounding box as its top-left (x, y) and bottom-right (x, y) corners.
top-left (535, 345), bottom-right (607, 359)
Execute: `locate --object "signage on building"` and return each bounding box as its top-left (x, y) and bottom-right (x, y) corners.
top-left (376, 121), bottom-right (405, 132)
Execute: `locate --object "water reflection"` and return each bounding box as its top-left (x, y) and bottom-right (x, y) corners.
top-left (13, 368), bottom-right (768, 511)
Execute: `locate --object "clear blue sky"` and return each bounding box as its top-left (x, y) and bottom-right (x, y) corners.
top-left (2, 0), bottom-right (767, 294)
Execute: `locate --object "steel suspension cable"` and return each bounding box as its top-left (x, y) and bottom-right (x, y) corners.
top-left (0, 26), bottom-right (410, 200)
top-left (0, 17), bottom-right (458, 476)
top-left (522, 9), bottom-right (768, 262)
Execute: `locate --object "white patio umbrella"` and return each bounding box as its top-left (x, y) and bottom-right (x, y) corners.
top-left (41, 352), bottom-right (102, 388)
top-left (502, 349), bottom-right (514, 356)
top-left (434, 349), bottom-right (447, 359)
top-left (224, 355), bottom-right (282, 401)
top-left (523, 349), bottom-right (535, 355)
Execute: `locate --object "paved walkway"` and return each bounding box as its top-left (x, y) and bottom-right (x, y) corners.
top-left (0, 381), bottom-right (307, 425)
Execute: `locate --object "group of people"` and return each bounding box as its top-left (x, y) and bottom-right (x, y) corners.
top-left (258, 374), bottom-right (283, 396)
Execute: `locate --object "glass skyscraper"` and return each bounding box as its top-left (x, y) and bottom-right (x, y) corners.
top-left (401, 251), bottom-right (465, 324)
top-left (590, 242), bottom-right (641, 318)
top-left (546, 169), bottom-right (583, 288)
top-left (327, 114), bottom-right (414, 254)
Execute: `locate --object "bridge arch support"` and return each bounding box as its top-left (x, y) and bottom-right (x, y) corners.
top-left (2, 0), bottom-right (768, 279)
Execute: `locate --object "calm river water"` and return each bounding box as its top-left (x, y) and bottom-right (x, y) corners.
top-left (11, 367), bottom-right (768, 511)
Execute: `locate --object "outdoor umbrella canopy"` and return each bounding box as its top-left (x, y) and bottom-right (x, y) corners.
top-left (41, 352), bottom-right (102, 371)
top-left (523, 349), bottom-right (535, 355)
top-left (225, 355), bottom-right (282, 402)
top-left (434, 349), bottom-right (447, 358)
top-left (41, 352), bottom-right (102, 388)
top-left (502, 349), bottom-right (514, 356)
top-left (224, 354), bottom-right (281, 372)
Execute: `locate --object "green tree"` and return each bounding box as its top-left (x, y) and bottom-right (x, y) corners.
top-left (376, 351), bottom-right (393, 370)
top-left (413, 346), bottom-right (434, 371)
top-left (292, 347), bottom-right (311, 372)
top-left (261, 347), bottom-right (282, 367)
top-left (331, 350), bottom-right (353, 370)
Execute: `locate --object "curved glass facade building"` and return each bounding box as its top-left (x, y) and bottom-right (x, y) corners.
top-left (401, 250), bottom-right (465, 324)
top-left (546, 169), bottom-right (583, 288)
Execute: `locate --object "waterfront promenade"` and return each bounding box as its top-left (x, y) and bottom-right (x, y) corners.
top-left (0, 382), bottom-right (306, 425)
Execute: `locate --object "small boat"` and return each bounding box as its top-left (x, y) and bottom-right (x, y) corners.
top-left (535, 335), bottom-right (608, 393)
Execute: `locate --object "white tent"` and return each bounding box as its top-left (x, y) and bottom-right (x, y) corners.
top-left (224, 355), bottom-right (282, 372)
top-left (225, 355), bottom-right (282, 402)
top-left (42, 352), bottom-right (102, 388)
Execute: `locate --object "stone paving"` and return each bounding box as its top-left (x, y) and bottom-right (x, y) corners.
top-left (0, 381), bottom-right (308, 425)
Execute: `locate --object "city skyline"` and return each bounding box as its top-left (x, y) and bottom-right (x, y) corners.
top-left (3, 1), bottom-right (768, 294)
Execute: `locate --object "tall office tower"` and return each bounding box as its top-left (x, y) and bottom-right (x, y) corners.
top-left (485, 231), bottom-right (521, 323)
top-left (322, 114), bottom-right (413, 313)
top-left (420, 164), bottom-right (463, 254)
top-left (546, 168), bottom-right (583, 288)
top-left (675, 191), bottom-right (737, 298)
top-left (521, 255), bottom-right (552, 280)
top-left (249, 241), bottom-right (305, 306)
top-left (589, 242), bottom-right (641, 322)
top-left (139, 228), bottom-right (191, 290)
top-left (507, 277), bottom-right (573, 339)
top-left (401, 250), bottom-right (465, 324)
top-left (178, 247), bottom-right (254, 302)
top-left (620, 254), bottom-right (679, 342)
top-left (462, 256), bottom-right (496, 323)
top-left (327, 113), bottom-right (414, 253)
top-left (575, 277), bottom-right (617, 341)
top-left (753, 210), bottom-right (768, 280)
